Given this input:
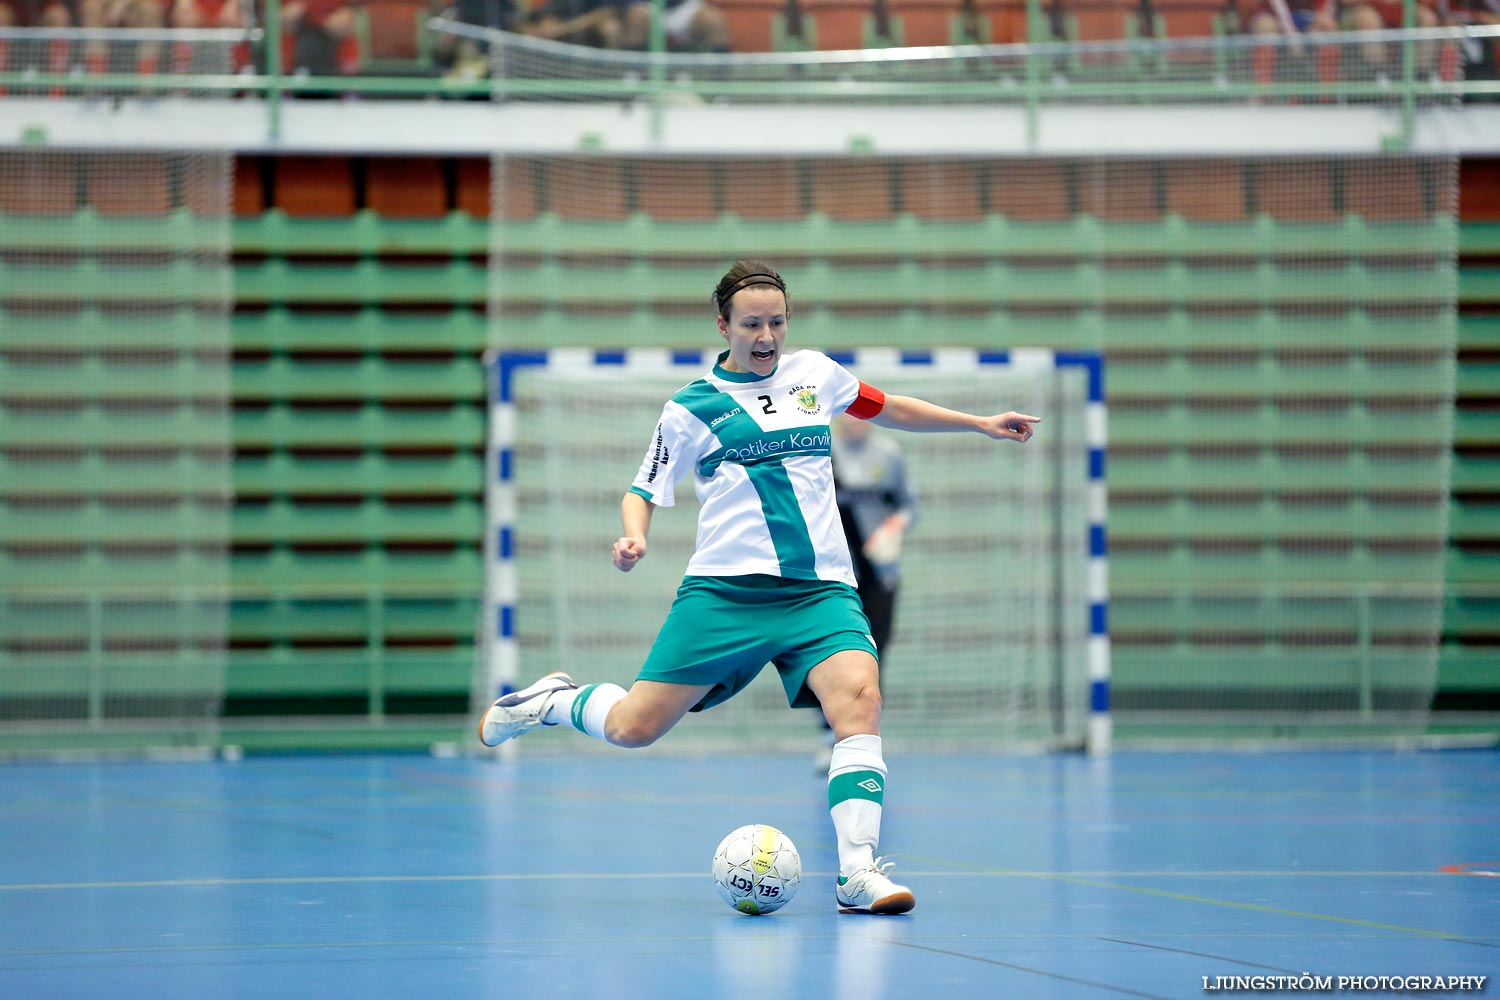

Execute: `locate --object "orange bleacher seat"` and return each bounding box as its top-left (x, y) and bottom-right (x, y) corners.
top-left (366, 157), bottom-right (448, 219)
top-left (495, 158), bottom-right (539, 220)
top-left (635, 161), bottom-right (718, 220)
top-left (719, 0), bottom-right (786, 52)
top-left (801, 0), bottom-right (879, 50)
top-left (457, 158), bottom-right (491, 219)
top-left (901, 161), bottom-right (982, 220)
top-left (888, 0), bottom-right (967, 46)
top-left (0, 151), bottom-right (78, 216)
top-left (812, 161), bottom-right (894, 220)
top-left (1255, 160), bottom-right (1337, 222)
top-left (972, 0), bottom-right (1027, 43)
top-left (722, 160), bottom-right (804, 219)
top-left (987, 159), bottom-right (1072, 220)
top-left (1343, 160), bottom-right (1427, 221)
top-left (1067, 0), bottom-right (1144, 43)
top-left (1166, 160), bottom-right (1246, 221)
top-left (88, 155), bottom-right (173, 217)
top-left (232, 157), bottom-right (268, 218)
top-left (365, 0), bottom-right (427, 61)
top-left (1149, 0), bottom-right (1225, 38)
top-left (1459, 159), bottom-right (1500, 221)
top-left (275, 157), bottom-right (358, 218)
top-left (1078, 161), bottom-right (1161, 221)
top-left (546, 159), bottom-right (629, 221)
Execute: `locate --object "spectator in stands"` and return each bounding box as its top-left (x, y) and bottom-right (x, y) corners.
top-left (245, 0), bottom-right (357, 76)
top-left (1245, 0), bottom-right (1338, 39)
top-left (0, 0), bottom-right (77, 75)
top-left (80, 0), bottom-right (166, 74)
top-left (170, 0), bottom-right (245, 74)
top-left (620, 0), bottom-right (730, 52)
top-left (434, 0), bottom-right (515, 78)
top-left (1339, 0), bottom-right (1442, 76)
top-left (521, 0), bottom-right (627, 47)
top-left (279, 0), bottom-right (359, 74)
top-left (1243, 0), bottom-right (1338, 85)
top-left (1442, 0), bottom-right (1499, 89)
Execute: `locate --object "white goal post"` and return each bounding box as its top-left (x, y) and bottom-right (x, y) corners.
top-left (479, 348), bottom-right (1109, 754)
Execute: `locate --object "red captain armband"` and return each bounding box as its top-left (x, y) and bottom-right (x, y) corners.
top-left (846, 381), bottom-right (886, 420)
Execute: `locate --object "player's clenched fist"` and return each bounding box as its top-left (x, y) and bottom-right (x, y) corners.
top-left (612, 536), bottom-right (647, 572)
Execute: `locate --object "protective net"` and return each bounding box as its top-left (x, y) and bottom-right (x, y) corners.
top-left (0, 148), bottom-right (234, 747)
top-left (499, 361), bottom-right (1090, 753)
top-left (483, 26), bottom-right (1461, 747)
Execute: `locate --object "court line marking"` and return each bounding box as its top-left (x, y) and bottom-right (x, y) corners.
top-left (1097, 937), bottom-right (1302, 975)
top-left (1010, 872), bottom-right (1479, 942)
top-left (883, 940), bottom-right (1178, 1000)
top-left (0, 870), bottom-right (1475, 892)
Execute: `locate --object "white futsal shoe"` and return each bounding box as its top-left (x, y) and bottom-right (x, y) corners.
top-left (836, 858), bottom-right (915, 914)
top-left (478, 672), bottom-right (577, 747)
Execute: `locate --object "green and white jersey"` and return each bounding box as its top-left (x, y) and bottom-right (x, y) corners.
top-left (629, 350), bottom-right (868, 585)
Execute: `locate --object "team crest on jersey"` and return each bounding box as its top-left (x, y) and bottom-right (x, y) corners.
top-left (789, 385), bottom-right (820, 414)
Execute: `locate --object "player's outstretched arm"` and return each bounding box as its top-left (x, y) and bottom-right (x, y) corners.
top-left (612, 491), bottom-right (655, 572)
top-left (871, 393), bottom-right (1040, 443)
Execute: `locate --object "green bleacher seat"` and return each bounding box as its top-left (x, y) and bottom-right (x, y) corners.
top-left (1458, 266), bottom-right (1500, 304)
top-left (233, 259), bottom-right (487, 307)
top-left (1110, 402), bottom-right (1450, 447)
top-left (232, 452), bottom-right (482, 498)
top-left (1110, 448), bottom-right (1449, 494)
top-left (227, 546), bottom-right (482, 591)
top-left (228, 595), bottom-right (475, 641)
top-left (0, 306), bottom-right (224, 352)
top-left (0, 498), bottom-right (229, 545)
top-left (1110, 498), bottom-right (1448, 542)
top-left (0, 403), bottom-right (230, 448)
top-left (232, 209), bottom-right (487, 258)
top-left (231, 403), bottom-right (484, 449)
top-left (232, 307), bottom-right (487, 354)
top-left (230, 498), bottom-right (482, 544)
top-left (1108, 355), bottom-right (1453, 402)
top-left (225, 647), bottom-right (473, 698)
top-left (0, 355), bottom-right (230, 402)
top-left (0, 452), bottom-right (230, 497)
top-left (231, 356), bottom-right (483, 402)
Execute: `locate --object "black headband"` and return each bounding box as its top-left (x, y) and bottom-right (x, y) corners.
top-left (718, 272), bottom-right (786, 306)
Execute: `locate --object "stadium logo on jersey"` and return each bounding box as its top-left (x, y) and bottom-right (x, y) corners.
top-left (789, 385), bottom-right (820, 415)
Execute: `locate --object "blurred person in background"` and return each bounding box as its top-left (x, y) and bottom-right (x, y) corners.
top-left (815, 413), bottom-right (917, 769)
top-left (0, 0), bottom-right (77, 75)
top-left (522, 0), bottom-right (627, 47)
top-left (80, 0), bottom-right (166, 74)
top-left (434, 0), bottom-right (515, 78)
top-left (621, 0), bottom-right (729, 51)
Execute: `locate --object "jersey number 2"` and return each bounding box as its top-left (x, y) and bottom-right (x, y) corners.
top-left (757, 395), bottom-right (777, 414)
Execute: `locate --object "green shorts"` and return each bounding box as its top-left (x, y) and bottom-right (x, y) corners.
top-left (638, 574), bottom-right (878, 713)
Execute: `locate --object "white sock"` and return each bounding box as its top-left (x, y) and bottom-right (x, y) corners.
top-left (543, 682), bottom-right (626, 740)
top-left (827, 733), bottom-right (886, 878)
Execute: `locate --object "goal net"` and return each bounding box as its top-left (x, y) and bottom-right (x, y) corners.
top-left (0, 146), bottom-right (234, 751)
top-left (481, 349), bottom-right (1102, 754)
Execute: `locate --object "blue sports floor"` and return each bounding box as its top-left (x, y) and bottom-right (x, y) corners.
top-left (1, 749), bottom-right (1496, 1000)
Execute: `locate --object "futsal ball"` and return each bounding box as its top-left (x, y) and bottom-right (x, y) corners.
top-left (712, 824), bottom-right (801, 915)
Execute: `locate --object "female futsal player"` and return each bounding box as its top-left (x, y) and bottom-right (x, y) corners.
top-left (479, 260), bottom-right (1040, 914)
